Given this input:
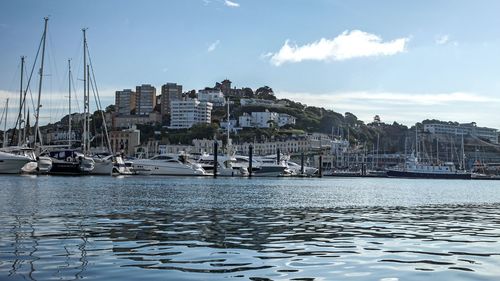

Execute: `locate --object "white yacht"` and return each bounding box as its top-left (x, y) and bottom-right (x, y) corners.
top-left (0, 151), bottom-right (32, 174)
top-left (1, 146), bottom-right (52, 174)
top-left (198, 154), bottom-right (248, 176)
top-left (286, 161), bottom-right (318, 176)
top-left (131, 154), bottom-right (206, 176)
top-left (233, 155), bottom-right (289, 177)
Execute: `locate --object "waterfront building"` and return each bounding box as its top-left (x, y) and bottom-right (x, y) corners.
top-left (160, 83), bottom-right (183, 117)
top-left (192, 139), bottom-right (223, 154)
top-left (115, 89), bottom-right (136, 116)
top-left (169, 99), bottom-right (213, 129)
top-left (110, 126), bottom-right (140, 156)
top-left (198, 89), bottom-right (225, 106)
top-left (135, 84), bottom-right (156, 115)
top-left (424, 122), bottom-right (498, 143)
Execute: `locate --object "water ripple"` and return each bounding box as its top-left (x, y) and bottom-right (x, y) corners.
top-left (1, 204), bottom-right (500, 280)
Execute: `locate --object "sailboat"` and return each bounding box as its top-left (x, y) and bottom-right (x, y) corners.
top-left (40, 28), bottom-right (95, 175)
top-left (0, 99), bottom-right (32, 173)
top-left (0, 21), bottom-right (54, 174)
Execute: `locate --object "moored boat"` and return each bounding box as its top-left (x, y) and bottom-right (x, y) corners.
top-left (131, 154), bottom-right (206, 176)
top-left (386, 155), bottom-right (471, 179)
top-left (0, 151), bottom-right (32, 174)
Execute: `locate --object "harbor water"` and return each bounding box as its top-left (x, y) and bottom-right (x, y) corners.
top-left (1, 176), bottom-right (500, 280)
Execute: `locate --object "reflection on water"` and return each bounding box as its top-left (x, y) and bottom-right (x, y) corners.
top-left (1, 176), bottom-right (500, 280)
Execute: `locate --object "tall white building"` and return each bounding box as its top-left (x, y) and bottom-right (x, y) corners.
top-left (169, 99), bottom-right (213, 129)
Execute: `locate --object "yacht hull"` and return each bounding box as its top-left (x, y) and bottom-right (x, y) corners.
top-left (387, 170), bottom-right (471, 179)
top-left (132, 162), bottom-right (205, 176)
top-left (48, 161), bottom-right (90, 176)
top-left (0, 152), bottom-right (32, 174)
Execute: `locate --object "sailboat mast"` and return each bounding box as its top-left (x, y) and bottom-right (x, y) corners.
top-left (436, 138), bottom-right (439, 163)
top-left (461, 134), bottom-right (466, 170)
top-left (34, 17), bottom-right (49, 149)
top-left (68, 59), bottom-right (72, 148)
top-left (82, 28), bottom-right (88, 154)
top-left (226, 97), bottom-right (230, 151)
top-left (17, 56), bottom-right (25, 146)
top-left (86, 64), bottom-right (90, 154)
top-left (2, 99), bottom-right (9, 148)
top-left (415, 124), bottom-right (418, 159)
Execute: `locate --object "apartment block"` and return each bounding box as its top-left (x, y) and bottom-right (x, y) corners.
top-left (135, 84), bottom-right (156, 115)
top-left (161, 83), bottom-right (183, 117)
top-left (115, 89), bottom-right (136, 116)
top-left (169, 99), bottom-right (213, 129)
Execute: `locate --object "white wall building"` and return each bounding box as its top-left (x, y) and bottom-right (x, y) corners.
top-left (278, 113), bottom-right (296, 127)
top-left (220, 119), bottom-right (239, 133)
top-left (169, 99), bottom-right (213, 129)
top-left (238, 110), bottom-right (296, 128)
top-left (238, 113), bottom-right (253, 128)
top-left (198, 89), bottom-right (225, 106)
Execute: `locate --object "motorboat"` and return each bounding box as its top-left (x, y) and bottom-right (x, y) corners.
top-left (233, 155), bottom-right (289, 177)
top-left (131, 154), bottom-right (206, 176)
top-left (198, 154), bottom-right (248, 176)
top-left (1, 146), bottom-right (52, 174)
top-left (286, 161), bottom-right (318, 176)
top-left (0, 151), bottom-right (32, 174)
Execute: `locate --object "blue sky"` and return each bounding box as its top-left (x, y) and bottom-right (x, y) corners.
top-left (1, 0), bottom-right (500, 128)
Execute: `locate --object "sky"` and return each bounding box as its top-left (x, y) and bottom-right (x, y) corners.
top-left (1, 0), bottom-right (500, 129)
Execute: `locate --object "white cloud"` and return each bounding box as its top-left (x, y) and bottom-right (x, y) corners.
top-left (268, 30), bottom-right (410, 66)
top-left (207, 40), bottom-right (220, 52)
top-left (224, 0), bottom-right (239, 7)
top-left (435, 34), bottom-right (450, 45)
